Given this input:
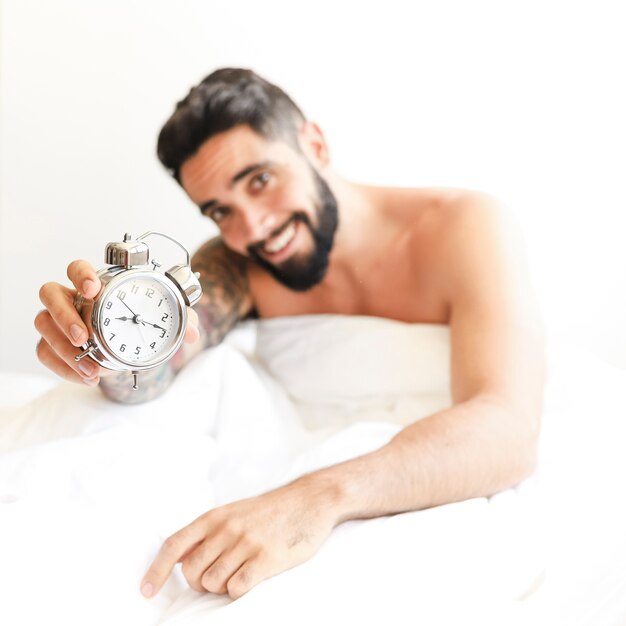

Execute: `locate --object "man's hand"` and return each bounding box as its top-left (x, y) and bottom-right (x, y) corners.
top-left (140, 478), bottom-right (340, 600)
top-left (34, 260), bottom-right (200, 385)
top-left (35, 260), bottom-right (106, 385)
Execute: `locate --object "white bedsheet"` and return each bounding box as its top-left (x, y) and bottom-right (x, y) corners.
top-left (0, 315), bottom-right (624, 625)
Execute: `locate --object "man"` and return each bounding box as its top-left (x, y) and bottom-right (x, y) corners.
top-left (34, 68), bottom-right (545, 601)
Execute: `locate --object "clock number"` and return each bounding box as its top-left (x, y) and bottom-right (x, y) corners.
top-left (120, 344), bottom-right (126, 352)
top-left (157, 299), bottom-right (163, 307)
top-left (131, 285), bottom-right (139, 295)
top-left (160, 329), bottom-right (166, 339)
top-left (105, 301), bottom-right (113, 310)
top-left (109, 333), bottom-right (116, 341)
top-left (103, 318), bottom-right (110, 326)
top-left (117, 290), bottom-right (126, 301)
top-left (161, 313), bottom-right (169, 322)
top-left (135, 346), bottom-right (141, 355)
top-left (146, 288), bottom-right (155, 298)
top-left (150, 342), bottom-right (156, 349)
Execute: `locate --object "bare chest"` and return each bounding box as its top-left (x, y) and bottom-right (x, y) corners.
top-left (249, 238), bottom-right (449, 324)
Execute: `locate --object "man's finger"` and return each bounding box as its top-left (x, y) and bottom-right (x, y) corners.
top-left (67, 259), bottom-right (101, 299)
top-left (35, 310), bottom-right (102, 381)
top-left (198, 536), bottom-right (254, 595)
top-left (180, 538), bottom-right (223, 592)
top-left (36, 337), bottom-right (100, 386)
top-left (183, 308), bottom-right (200, 344)
top-left (141, 526), bottom-right (204, 598)
top-left (38, 282), bottom-right (89, 348)
top-left (226, 554), bottom-right (269, 600)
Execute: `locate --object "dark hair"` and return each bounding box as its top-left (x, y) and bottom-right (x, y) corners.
top-left (157, 68), bottom-right (306, 182)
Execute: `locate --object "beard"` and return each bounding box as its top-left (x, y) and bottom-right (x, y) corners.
top-left (247, 168), bottom-right (339, 292)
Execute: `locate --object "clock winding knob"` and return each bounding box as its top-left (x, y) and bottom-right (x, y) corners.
top-left (105, 234), bottom-right (150, 268)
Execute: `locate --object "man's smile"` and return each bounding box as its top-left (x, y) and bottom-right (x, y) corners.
top-left (253, 216), bottom-right (302, 263)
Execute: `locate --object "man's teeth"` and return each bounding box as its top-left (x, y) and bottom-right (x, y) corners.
top-left (263, 221), bottom-right (297, 254)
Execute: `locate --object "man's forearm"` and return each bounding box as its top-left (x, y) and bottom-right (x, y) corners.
top-left (97, 318), bottom-right (211, 404)
top-left (298, 394), bottom-right (540, 525)
top-left (98, 359), bottom-right (178, 404)
top-left (98, 326), bottom-right (200, 404)
top-left (96, 314), bottom-right (221, 404)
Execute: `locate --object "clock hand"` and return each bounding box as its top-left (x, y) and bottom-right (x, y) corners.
top-left (136, 318), bottom-right (149, 345)
top-left (115, 316), bottom-right (132, 321)
top-left (142, 320), bottom-right (167, 331)
top-left (117, 296), bottom-right (148, 327)
top-left (117, 296), bottom-right (140, 319)
top-left (116, 295), bottom-right (149, 344)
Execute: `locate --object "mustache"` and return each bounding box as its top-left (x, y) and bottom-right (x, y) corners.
top-left (246, 212), bottom-right (310, 256)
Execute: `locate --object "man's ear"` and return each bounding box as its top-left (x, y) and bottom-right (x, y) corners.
top-left (297, 121), bottom-right (330, 169)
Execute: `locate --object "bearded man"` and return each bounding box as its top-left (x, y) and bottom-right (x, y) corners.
top-left (34, 68), bottom-right (545, 600)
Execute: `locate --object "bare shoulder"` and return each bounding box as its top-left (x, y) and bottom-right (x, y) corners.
top-left (408, 187), bottom-right (517, 238)
top-left (378, 185), bottom-right (512, 236)
top-left (192, 237), bottom-right (252, 301)
top-left (426, 190), bottom-right (540, 324)
top-left (443, 189), bottom-right (518, 234)
top-left (385, 186), bottom-right (524, 267)
top-left (423, 189), bottom-right (527, 275)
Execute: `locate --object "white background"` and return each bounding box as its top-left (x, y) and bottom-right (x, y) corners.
top-left (1, 0), bottom-right (624, 376)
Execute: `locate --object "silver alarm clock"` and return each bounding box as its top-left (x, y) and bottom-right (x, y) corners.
top-left (74, 231), bottom-right (202, 390)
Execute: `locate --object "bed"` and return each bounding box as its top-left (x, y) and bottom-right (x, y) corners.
top-left (1, 315), bottom-right (625, 625)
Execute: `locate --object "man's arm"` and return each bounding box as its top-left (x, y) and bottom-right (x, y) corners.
top-left (140, 193), bottom-right (546, 601)
top-left (306, 192), bottom-right (545, 519)
top-left (99, 238), bottom-right (253, 403)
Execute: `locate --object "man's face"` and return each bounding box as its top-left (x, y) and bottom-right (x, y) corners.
top-left (180, 125), bottom-right (338, 291)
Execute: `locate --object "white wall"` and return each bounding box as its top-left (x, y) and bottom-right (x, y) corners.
top-left (1, 0), bottom-right (624, 376)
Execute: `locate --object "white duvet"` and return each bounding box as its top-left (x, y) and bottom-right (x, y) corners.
top-left (0, 315), bottom-right (624, 625)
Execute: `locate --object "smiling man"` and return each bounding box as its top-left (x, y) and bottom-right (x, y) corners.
top-left (34, 68), bottom-right (545, 601)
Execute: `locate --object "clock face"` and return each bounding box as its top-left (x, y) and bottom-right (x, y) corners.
top-left (97, 273), bottom-right (183, 366)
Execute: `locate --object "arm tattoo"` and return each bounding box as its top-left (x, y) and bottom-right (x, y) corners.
top-left (98, 238), bottom-right (252, 405)
top-left (191, 238), bottom-right (252, 348)
top-left (99, 367), bottom-right (175, 405)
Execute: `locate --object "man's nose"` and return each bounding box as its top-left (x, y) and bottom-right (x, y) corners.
top-left (241, 208), bottom-right (278, 243)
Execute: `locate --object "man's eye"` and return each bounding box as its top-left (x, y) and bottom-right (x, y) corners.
top-left (250, 171), bottom-right (271, 191)
top-left (209, 206), bottom-right (230, 222)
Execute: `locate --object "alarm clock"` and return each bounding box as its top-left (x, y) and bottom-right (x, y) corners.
top-left (74, 231), bottom-right (202, 390)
